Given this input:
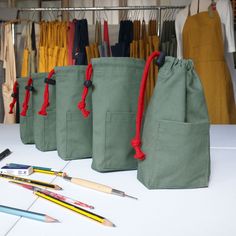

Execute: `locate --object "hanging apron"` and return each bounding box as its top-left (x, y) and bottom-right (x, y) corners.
top-left (182, 1), bottom-right (236, 124)
top-left (68, 21), bottom-right (75, 65)
top-left (21, 23), bottom-right (31, 77)
top-left (2, 24), bottom-right (16, 124)
top-left (30, 22), bottom-right (37, 74)
top-left (0, 24), bottom-right (5, 123)
top-left (38, 22), bottom-right (47, 73)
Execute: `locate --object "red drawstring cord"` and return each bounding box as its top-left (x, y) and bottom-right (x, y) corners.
top-left (38, 69), bottom-right (55, 116)
top-left (104, 20), bottom-right (111, 56)
top-left (78, 63), bottom-right (93, 118)
top-left (20, 78), bottom-right (33, 117)
top-left (9, 81), bottom-right (18, 114)
top-left (131, 51), bottom-right (160, 161)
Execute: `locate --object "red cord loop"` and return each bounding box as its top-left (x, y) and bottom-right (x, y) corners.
top-left (9, 81), bottom-right (18, 114)
top-left (20, 78), bottom-right (33, 117)
top-left (78, 63), bottom-right (93, 118)
top-left (131, 51), bottom-right (161, 161)
top-left (78, 100), bottom-right (90, 118)
top-left (38, 69), bottom-right (55, 116)
top-left (131, 139), bottom-right (145, 161)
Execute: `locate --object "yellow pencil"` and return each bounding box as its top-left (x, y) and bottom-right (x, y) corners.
top-left (34, 190), bottom-right (115, 227)
top-left (33, 169), bottom-right (64, 177)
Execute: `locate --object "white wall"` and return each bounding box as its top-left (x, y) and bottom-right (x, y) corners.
top-left (160, 0), bottom-right (190, 6)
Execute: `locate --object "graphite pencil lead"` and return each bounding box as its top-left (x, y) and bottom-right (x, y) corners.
top-left (55, 185), bottom-right (63, 190)
top-left (103, 219), bottom-right (116, 227)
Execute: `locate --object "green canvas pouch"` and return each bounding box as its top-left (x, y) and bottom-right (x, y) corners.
top-left (55, 65), bottom-right (92, 160)
top-left (9, 80), bottom-right (34, 144)
top-left (78, 58), bottom-right (145, 172)
top-left (132, 52), bottom-right (211, 189)
top-left (34, 71), bottom-right (56, 151)
top-left (17, 77), bottom-right (34, 144)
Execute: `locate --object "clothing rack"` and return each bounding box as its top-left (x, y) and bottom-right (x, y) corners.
top-left (18, 5), bottom-right (185, 36)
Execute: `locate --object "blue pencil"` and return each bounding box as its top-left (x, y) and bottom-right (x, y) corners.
top-left (7, 163), bottom-right (52, 171)
top-left (0, 204), bottom-right (59, 223)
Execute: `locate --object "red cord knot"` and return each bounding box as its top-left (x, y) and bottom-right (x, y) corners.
top-left (131, 138), bottom-right (146, 160)
top-left (38, 108), bottom-right (48, 116)
top-left (38, 102), bottom-right (49, 116)
top-left (9, 103), bottom-right (14, 114)
top-left (9, 81), bottom-right (18, 114)
top-left (20, 105), bottom-right (28, 116)
top-left (78, 101), bottom-right (90, 118)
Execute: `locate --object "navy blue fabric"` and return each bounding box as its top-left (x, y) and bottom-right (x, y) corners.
top-left (73, 19), bottom-right (89, 65)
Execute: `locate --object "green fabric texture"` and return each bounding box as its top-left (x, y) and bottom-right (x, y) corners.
top-left (17, 77), bottom-right (34, 144)
top-left (138, 57), bottom-right (210, 189)
top-left (91, 57), bottom-right (145, 172)
top-left (32, 73), bottom-right (57, 152)
top-left (55, 66), bottom-right (92, 160)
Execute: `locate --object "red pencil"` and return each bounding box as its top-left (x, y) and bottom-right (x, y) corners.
top-left (9, 181), bottom-right (94, 210)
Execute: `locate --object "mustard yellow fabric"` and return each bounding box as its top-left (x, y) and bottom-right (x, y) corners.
top-left (183, 10), bottom-right (236, 124)
top-left (21, 49), bottom-right (29, 77)
top-left (129, 20), bottom-right (159, 107)
top-left (38, 21), bottom-right (69, 72)
top-left (38, 22), bottom-right (47, 73)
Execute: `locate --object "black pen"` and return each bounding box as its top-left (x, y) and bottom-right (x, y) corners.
top-left (0, 149), bottom-right (11, 161)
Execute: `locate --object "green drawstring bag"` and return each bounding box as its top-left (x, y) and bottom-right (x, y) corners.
top-left (55, 66), bottom-right (92, 160)
top-left (33, 71), bottom-right (56, 151)
top-left (78, 58), bottom-right (145, 172)
top-left (17, 77), bottom-right (34, 144)
top-left (132, 52), bottom-right (210, 189)
top-left (9, 79), bottom-right (34, 144)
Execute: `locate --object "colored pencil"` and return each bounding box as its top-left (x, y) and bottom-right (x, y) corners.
top-left (10, 181), bottom-right (94, 210)
top-left (0, 204), bottom-right (58, 223)
top-left (34, 190), bottom-right (115, 227)
top-left (7, 163), bottom-right (52, 171)
top-left (0, 173), bottom-right (62, 190)
top-left (33, 169), bottom-right (64, 177)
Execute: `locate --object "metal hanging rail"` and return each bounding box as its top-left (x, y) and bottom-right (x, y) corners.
top-left (18, 6), bottom-right (184, 12)
top-left (17, 5), bottom-right (185, 36)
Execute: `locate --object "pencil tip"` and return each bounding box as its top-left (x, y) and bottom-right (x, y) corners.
top-left (53, 219), bottom-right (60, 223)
top-left (55, 185), bottom-right (63, 190)
top-left (103, 219), bottom-right (115, 227)
top-left (46, 216), bottom-right (60, 223)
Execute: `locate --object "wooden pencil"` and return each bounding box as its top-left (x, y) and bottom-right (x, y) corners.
top-left (0, 204), bottom-right (59, 223)
top-left (34, 190), bottom-right (115, 227)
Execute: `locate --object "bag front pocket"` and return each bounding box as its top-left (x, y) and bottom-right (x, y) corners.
top-left (103, 111), bottom-right (137, 171)
top-left (65, 110), bottom-right (92, 160)
top-left (138, 120), bottom-right (210, 189)
top-left (20, 115), bottom-right (34, 144)
top-left (34, 110), bottom-right (56, 151)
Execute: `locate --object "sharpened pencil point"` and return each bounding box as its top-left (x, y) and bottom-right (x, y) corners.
top-left (103, 219), bottom-right (115, 227)
top-left (45, 215), bottom-right (60, 223)
top-left (55, 185), bottom-right (63, 190)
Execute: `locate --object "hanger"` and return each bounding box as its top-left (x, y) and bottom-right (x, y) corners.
top-left (104, 10), bottom-right (109, 22)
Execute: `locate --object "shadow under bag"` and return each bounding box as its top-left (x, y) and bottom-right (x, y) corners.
top-left (79, 58), bottom-right (145, 172)
top-left (55, 66), bottom-right (92, 160)
top-left (132, 52), bottom-right (211, 189)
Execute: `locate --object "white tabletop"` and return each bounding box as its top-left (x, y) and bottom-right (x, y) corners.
top-left (0, 125), bottom-right (236, 236)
